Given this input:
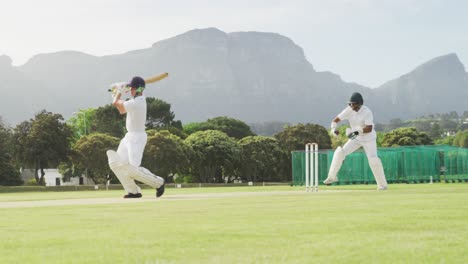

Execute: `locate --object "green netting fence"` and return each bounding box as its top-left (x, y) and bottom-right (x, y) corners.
top-left (292, 145), bottom-right (468, 185)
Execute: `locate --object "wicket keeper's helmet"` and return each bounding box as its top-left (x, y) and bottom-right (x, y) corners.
top-left (128, 76), bottom-right (146, 93)
top-left (349, 92), bottom-right (364, 105)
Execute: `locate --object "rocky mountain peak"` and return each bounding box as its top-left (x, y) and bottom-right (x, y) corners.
top-left (412, 53), bottom-right (465, 76)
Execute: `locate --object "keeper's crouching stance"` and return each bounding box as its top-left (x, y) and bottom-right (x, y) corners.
top-left (107, 76), bottom-right (165, 198)
top-left (324, 92), bottom-right (388, 190)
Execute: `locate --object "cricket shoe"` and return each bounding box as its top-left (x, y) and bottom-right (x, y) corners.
top-left (377, 186), bottom-right (388, 191)
top-left (156, 183), bottom-right (165, 198)
top-left (123, 193), bottom-right (142, 198)
top-left (323, 177), bottom-right (338, 185)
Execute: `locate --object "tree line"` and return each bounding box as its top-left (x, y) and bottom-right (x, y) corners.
top-left (1, 99), bottom-right (467, 186)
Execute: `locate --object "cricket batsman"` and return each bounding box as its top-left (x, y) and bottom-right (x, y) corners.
top-left (323, 92), bottom-right (388, 190)
top-left (106, 76), bottom-right (165, 198)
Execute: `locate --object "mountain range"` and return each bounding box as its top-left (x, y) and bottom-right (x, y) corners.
top-left (1, 28), bottom-right (467, 127)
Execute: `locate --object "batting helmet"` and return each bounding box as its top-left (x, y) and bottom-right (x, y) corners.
top-left (349, 92), bottom-right (364, 105)
top-left (128, 76), bottom-right (145, 89)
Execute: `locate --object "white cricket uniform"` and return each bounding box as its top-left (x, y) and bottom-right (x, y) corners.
top-left (337, 105), bottom-right (378, 158)
top-left (117, 96), bottom-right (147, 166)
top-left (325, 105), bottom-right (388, 189)
top-left (108, 95), bottom-right (164, 194)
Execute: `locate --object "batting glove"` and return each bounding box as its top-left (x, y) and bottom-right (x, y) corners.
top-left (109, 82), bottom-right (129, 95)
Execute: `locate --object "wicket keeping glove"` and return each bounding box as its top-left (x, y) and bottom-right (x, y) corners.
top-left (330, 128), bottom-right (339, 137)
top-left (347, 131), bottom-right (359, 140)
top-left (347, 127), bottom-right (364, 140)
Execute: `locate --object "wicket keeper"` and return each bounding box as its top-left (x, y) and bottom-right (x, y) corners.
top-left (323, 92), bottom-right (388, 190)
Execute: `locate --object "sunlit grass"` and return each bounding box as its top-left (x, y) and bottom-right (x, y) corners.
top-left (0, 184), bottom-right (467, 263)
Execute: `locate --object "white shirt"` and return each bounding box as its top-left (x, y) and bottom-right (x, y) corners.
top-left (123, 96), bottom-right (147, 133)
top-left (337, 105), bottom-right (376, 140)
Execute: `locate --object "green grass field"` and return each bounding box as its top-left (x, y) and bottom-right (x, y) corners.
top-left (1, 184), bottom-right (467, 264)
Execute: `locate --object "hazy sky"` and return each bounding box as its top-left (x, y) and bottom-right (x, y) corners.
top-left (1, 0), bottom-right (466, 87)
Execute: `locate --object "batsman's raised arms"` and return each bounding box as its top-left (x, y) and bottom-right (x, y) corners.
top-left (145, 72), bottom-right (169, 84)
top-left (108, 82), bottom-right (129, 94)
top-left (107, 73), bottom-right (169, 93)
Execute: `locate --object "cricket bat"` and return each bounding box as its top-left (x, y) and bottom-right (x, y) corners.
top-left (108, 73), bottom-right (169, 93)
top-left (145, 72), bottom-right (169, 84)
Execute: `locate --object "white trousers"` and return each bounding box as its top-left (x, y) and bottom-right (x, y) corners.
top-left (343, 138), bottom-right (387, 188)
top-left (341, 137), bottom-right (378, 158)
top-left (108, 132), bottom-right (164, 194)
top-left (328, 137), bottom-right (388, 189)
top-left (117, 132), bottom-right (147, 167)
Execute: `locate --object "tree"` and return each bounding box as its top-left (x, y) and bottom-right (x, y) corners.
top-left (148, 126), bottom-right (188, 140)
top-left (429, 122), bottom-right (442, 140)
top-left (203, 117), bottom-right (255, 139)
top-left (142, 130), bottom-right (193, 181)
top-left (452, 130), bottom-right (468, 148)
top-left (13, 110), bottom-right (73, 185)
top-left (0, 121), bottom-right (22, 186)
top-left (67, 108), bottom-right (96, 141)
top-left (376, 131), bottom-right (386, 147)
top-left (237, 136), bottom-right (288, 182)
top-left (434, 136), bottom-right (455, 146)
top-left (71, 133), bottom-right (119, 184)
top-left (0, 119), bottom-right (14, 156)
top-left (381, 127), bottom-right (433, 147)
top-left (183, 117), bottom-right (255, 140)
top-left (93, 104), bottom-right (126, 138)
top-left (0, 153), bottom-right (22, 186)
top-left (184, 130), bottom-right (241, 183)
top-left (146, 97), bottom-right (182, 129)
top-left (274, 123), bottom-right (332, 153)
top-left (183, 122), bottom-right (204, 135)
top-left (12, 120), bottom-right (32, 166)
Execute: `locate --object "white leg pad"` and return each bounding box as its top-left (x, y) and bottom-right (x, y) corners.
top-left (107, 150), bottom-right (141, 194)
top-left (126, 166), bottom-right (164, 189)
top-left (324, 147), bottom-right (345, 184)
top-left (369, 157), bottom-right (388, 189)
